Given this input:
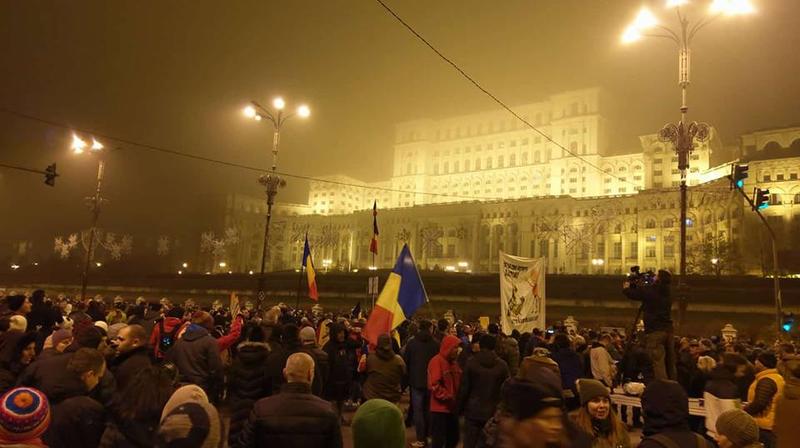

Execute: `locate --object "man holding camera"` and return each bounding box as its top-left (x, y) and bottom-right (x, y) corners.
top-left (623, 269), bottom-right (676, 382)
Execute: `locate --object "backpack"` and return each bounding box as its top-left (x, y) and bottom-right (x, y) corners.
top-left (157, 319), bottom-right (182, 356)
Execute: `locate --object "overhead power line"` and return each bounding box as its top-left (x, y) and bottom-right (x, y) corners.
top-left (372, 0), bottom-right (639, 188)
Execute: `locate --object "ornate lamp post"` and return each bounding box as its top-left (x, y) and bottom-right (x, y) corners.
top-left (243, 98), bottom-right (310, 302)
top-left (72, 133), bottom-right (107, 300)
top-left (621, 0), bottom-right (755, 327)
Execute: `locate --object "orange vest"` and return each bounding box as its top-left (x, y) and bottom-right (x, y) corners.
top-left (747, 368), bottom-right (785, 430)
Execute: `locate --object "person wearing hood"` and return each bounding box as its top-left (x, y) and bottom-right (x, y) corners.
top-left (457, 333), bottom-right (509, 448)
top-left (428, 334), bottom-right (463, 448)
top-left (363, 333), bottom-right (406, 403)
top-left (714, 409), bottom-right (763, 448)
top-left (157, 384), bottom-right (222, 448)
top-left (570, 378), bottom-right (630, 448)
top-left (26, 289), bottom-right (63, 351)
top-left (403, 319), bottom-right (439, 447)
top-left (150, 306), bottom-right (186, 361)
top-left (352, 398), bottom-right (406, 448)
top-left (0, 330), bottom-right (37, 394)
top-left (704, 353), bottom-right (746, 440)
top-left (322, 321), bottom-right (356, 420)
top-left (166, 321), bottom-right (224, 403)
top-left (3, 295), bottom-right (32, 319)
top-left (227, 323), bottom-right (271, 446)
top-left (638, 379), bottom-right (714, 448)
top-left (774, 354), bottom-right (800, 446)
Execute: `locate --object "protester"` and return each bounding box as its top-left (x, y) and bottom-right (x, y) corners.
top-left (428, 334), bottom-right (463, 448)
top-left (44, 348), bottom-right (107, 448)
top-left (363, 333), bottom-right (406, 403)
top-left (166, 320), bottom-right (224, 402)
top-left (638, 379), bottom-right (715, 448)
top-left (571, 378), bottom-right (630, 448)
top-left (714, 409), bottom-right (763, 448)
top-left (774, 354), bottom-right (799, 445)
top-left (235, 352), bottom-right (343, 448)
top-left (456, 333), bottom-right (508, 448)
top-left (300, 325), bottom-right (329, 391)
top-left (323, 322), bottom-right (356, 421)
top-left (590, 334), bottom-right (617, 387)
top-left (108, 324), bottom-right (152, 390)
top-left (745, 352), bottom-right (785, 448)
top-left (99, 365), bottom-right (174, 448)
top-left (623, 270), bottom-right (677, 381)
top-left (488, 323), bottom-right (519, 376)
top-left (0, 387), bottom-right (51, 447)
top-left (704, 353), bottom-right (746, 439)
top-left (351, 398), bottom-right (406, 448)
top-left (494, 371), bottom-right (569, 448)
top-left (157, 384), bottom-right (222, 448)
top-left (0, 330), bottom-right (37, 394)
top-left (150, 306), bottom-right (185, 361)
top-left (404, 319), bottom-right (439, 447)
top-left (227, 322), bottom-right (271, 445)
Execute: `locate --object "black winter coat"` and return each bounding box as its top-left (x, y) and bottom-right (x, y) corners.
top-left (402, 331), bottom-right (439, 390)
top-left (227, 341), bottom-right (271, 445)
top-left (234, 382), bottom-right (343, 448)
top-left (108, 346), bottom-right (152, 391)
top-left (165, 324), bottom-right (223, 400)
top-left (322, 330), bottom-right (356, 401)
top-left (457, 350), bottom-right (509, 422)
top-left (550, 346), bottom-right (583, 396)
top-left (44, 395), bottom-right (105, 448)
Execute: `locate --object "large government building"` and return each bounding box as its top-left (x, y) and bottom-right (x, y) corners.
top-left (215, 88), bottom-right (800, 276)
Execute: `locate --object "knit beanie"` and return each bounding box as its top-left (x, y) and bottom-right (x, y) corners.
top-left (94, 321), bottom-right (109, 333)
top-left (503, 374), bottom-right (563, 420)
top-left (716, 409), bottom-right (759, 447)
top-left (0, 387), bottom-right (50, 443)
top-left (158, 401), bottom-right (221, 448)
top-left (352, 399), bottom-right (405, 448)
top-left (51, 329), bottom-right (73, 348)
top-left (577, 378), bottom-right (610, 407)
top-left (300, 326), bottom-right (317, 345)
top-left (161, 385), bottom-right (209, 421)
top-left (5, 295), bottom-right (26, 313)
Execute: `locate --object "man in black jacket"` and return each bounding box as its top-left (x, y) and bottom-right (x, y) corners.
top-left (108, 324), bottom-right (152, 391)
top-left (456, 334), bottom-right (509, 448)
top-left (639, 379), bottom-right (714, 448)
top-left (623, 269), bottom-right (676, 381)
top-left (166, 323), bottom-right (224, 402)
top-left (235, 352), bottom-right (342, 448)
top-left (403, 319), bottom-right (439, 447)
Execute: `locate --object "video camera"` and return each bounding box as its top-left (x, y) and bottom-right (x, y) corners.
top-left (626, 265), bottom-right (655, 289)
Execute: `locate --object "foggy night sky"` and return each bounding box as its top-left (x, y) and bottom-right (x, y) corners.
top-left (1, 0), bottom-right (799, 255)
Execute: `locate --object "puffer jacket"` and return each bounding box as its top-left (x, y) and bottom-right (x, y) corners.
top-left (165, 324), bottom-right (223, 400)
top-left (428, 335), bottom-right (463, 413)
top-left (322, 324), bottom-right (356, 401)
top-left (227, 341), bottom-right (271, 445)
top-left (457, 349), bottom-right (509, 422)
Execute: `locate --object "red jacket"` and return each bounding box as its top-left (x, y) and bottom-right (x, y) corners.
top-left (428, 335), bottom-right (463, 413)
top-left (150, 317), bottom-right (185, 360)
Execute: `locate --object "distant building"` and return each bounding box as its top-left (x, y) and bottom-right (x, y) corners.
top-left (223, 88), bottom-right (800, 275)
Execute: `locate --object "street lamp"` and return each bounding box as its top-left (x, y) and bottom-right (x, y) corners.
top-left (620, 0), bottom-right (754, 327)
top-left (243, 96), bottom-right (310, 303)
top-left (73, 133), bottom-right (107, 301)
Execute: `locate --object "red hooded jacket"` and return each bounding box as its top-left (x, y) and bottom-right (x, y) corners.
top-left (427, 334), bottom-right (463, 413)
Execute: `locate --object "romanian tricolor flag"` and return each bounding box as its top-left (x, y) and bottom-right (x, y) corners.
top-left (363, 244), bottom-right (427, 346)
top-left (369, 200), bottom-right (379, 255)
top-left (302, 235), bottom-right (319, 301)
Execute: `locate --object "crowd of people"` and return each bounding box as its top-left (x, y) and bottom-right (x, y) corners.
top-left (0, 277), bottom-right (796, 448)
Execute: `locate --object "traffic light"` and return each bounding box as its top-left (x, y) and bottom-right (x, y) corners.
top-left (44, 163), bottom-right (57, 187)
top-left (753, 188), bottom-right (770, 211)
top-left (731, 164), bottom-right (749, 189)
top-left (781, 313), bottom-right (795, 333)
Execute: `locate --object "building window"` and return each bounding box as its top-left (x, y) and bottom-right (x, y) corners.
top-left (498, 156), bottom-right (504, 168)
top-left (464, 160), bottom-right (470, 171)
top-left (629, 241), bottom-right (638, 258)
top-left (443, 162), bottom-right (449, 174)
top-left (476, 159), bottom-right (481, 170)
top-left (433, 163), bottom-right (439, 175)
top-left (777, 174), bottom-right (785, 181)
top-left (763, 174), bottom-right (772, 182)
top-left (539, 240), bottom-right (549, 258)
top-left (454, 161), bottom-right (460, 173)
top-left (646, 246), bottom-right (656, 258)
top-left (486, 158), bottom-right (493, 169)
top-left (664, 245), bottom-right (675, 257)
top-left (510, 154), bottom-right (516, 166)
top-left (770, 193), bottom-right (782, 205)
top-left (613, 242), bottom-right (622, 259)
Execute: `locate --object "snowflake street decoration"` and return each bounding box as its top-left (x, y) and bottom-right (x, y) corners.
top-left (157, 236), bottom-right (170, 256)
top-left (201, 228), bottom-right (240, 257)
top-left (223, 228), bottom-right (239, 245)
top-left (54, 234), bottom-right (79, 259)
top-left (395, 228), bottom-right (411, 243)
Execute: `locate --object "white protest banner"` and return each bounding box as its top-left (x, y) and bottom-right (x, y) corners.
top-left (499, 251), bottom-right (546, 334)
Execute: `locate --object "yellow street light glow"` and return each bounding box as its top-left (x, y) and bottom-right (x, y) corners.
top-left (243, 105), bottom-right (256, 118)
top-left (710, 0), bottom-right (755, 16)
top-left (182, 262), bottom-right (188, 268)
top-left (254, 114), bottom-right (262, 121)
top-left (71, 133), bottom-right (87, 154)
top-left (178, 270), bottom-right (183, 275)
top-left (633, 7), bottom-right (658, 29)
top-left (91, 138), bottom-right (103, 151)
top-left (218, 261), bottom-right (227, 268)
top-left (273, 97), bottom-right (285, 110)
top-left (95, 262), bottom-right (102, 267)
top-left (621, 25), bottom-right (643, 44)
top-left (297, 104), bottom-right (311, 118)
top-left (666, 0), bottom-right (689, 7)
